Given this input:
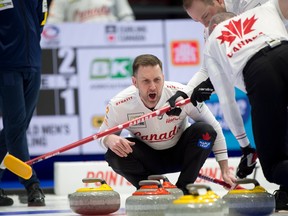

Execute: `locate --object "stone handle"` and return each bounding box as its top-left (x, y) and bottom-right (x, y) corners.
top-left (186, 184), bottom-right (212, 196)
top-left (82, 178), bottom-right (107, 185)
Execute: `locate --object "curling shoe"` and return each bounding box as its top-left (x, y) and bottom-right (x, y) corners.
top-left (27, 183), bottom-right (45, 207)
top-left (0, 188), bottom-right (13, 206)
top-left (274, 189), bottom-right (288, 211)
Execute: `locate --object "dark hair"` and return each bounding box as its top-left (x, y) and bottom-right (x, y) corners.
top-left (183, 0), bottom-right (214, 10)
top-left (132, 54), bottom-right (163, 76)
top-left (208, 12), bottom-right (236, 35)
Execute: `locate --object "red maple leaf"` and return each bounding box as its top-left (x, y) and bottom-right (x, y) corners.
top-left (243, 15), bottom-right (258, 34)
top-left (202, 132), bottom-right (211, 141)
top-left (216, 15), bottom-right (257, 46)
top-left (216, 31), bottom-right (236, 45)
top-left (224, 19), bottom-right (242, 38)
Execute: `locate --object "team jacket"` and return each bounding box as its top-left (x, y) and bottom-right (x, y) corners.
top-left (186, 0), bottom-right (286, 93)
top-left (0, 0), bottom-right (48, 70)
top-left (204, 0), bottom-right (288, 141)
top-left (99, 81), bottom-right (228, 162)
top-left (47, 0), bottom-right (135, 23)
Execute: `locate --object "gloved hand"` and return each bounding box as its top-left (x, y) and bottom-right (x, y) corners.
top-left (166, 90), bottom-right (188, 116)
top-left (236, 146), bottom-right (258, 178)
top-left (190, 78), bottom-right (214, 106)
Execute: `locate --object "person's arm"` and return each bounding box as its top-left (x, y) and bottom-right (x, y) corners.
top-left (98, 102), bottom-right (122, 149)
top-left (46, 0), bottom-right (67, 24)
top-left (166, 65), bottom-right (213, 116)
top-left (205, 56), bottom-right (250, 147)
top-left (37, 0), bottom-right (48, 33)
top-left (186, 65), bottom-right (210, 96)
top-left (218, 160), bottom-right (236, 187)
top-left (114, 0), bottom-right (135, 21)
top-left (184, 100), bottom-right (236, 187)
top-left (98, 102), bottom-right (134, 156)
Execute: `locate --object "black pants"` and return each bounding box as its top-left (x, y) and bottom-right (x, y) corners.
top-left (243, 42), bottom-right (288, 187)
top-left (0, 69), bottom-right (41, 188)
top-left (105, 122), bottom-right (216, 191)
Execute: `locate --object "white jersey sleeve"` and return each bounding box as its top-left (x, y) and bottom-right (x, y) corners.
top-left (204, 56), bottom-right (249, 148)
top-left (98, 101), bottom-right (123, 150)
top-left (184, 65), bottom-right (210, 97)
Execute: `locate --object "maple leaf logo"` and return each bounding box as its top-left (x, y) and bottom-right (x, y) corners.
top-left (216, 15), bottom-right (258, 46)
top-left (202, 132), bottom-right (211, 141)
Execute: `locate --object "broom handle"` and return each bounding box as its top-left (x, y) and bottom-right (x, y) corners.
top-left (26, 98), bottom-right (191, 165)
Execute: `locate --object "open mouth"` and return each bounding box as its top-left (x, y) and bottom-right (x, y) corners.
top-left (149, 93), bottom-right (156, 100)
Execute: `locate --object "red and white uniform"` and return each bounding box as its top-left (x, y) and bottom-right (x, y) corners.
top-left (185, 0), bottom-right (286, 148)
top-left (99, 81), bottom-right (228, 162)
top-left (204, 0), bottom-right (288, 140)
top-left (188, 0), bottom-right (287, 92)
top-left (189, 0), bottom-right (288, 90)
top-left (47, 0), bottom-right (135, 23)
top-left (203, 0), bottom-right (270, 40)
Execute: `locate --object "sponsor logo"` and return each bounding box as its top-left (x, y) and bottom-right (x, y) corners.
top-left (198, 139), bottom-right (211, 149)
top-left (171, 40), bottom-right (200, 66)
top-left (105, 24), bottom-right (147, 42)
top-left (127, 112), bottom-right (146, 128)
top-left (166, 84), bottom-right (182, 90)
top-left (86, 170), bottom-right (131, 186)
top-left (91, 115), bottom-right (104, 128)
top-left (166, 117), bottom-right (180, 123)
top-left (41, 25), bottom-right (60, 46)
top-left (115, 96), bottom-right (133, 106)
top-left (90, 58), bottom-right (132, 79)
top-left (198, 132), bottom-right (212, 149)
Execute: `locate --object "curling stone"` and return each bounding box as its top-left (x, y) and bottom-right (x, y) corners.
top-left (222, 178), bottom-right (275, 216)
top-left (148, 175), bottom-right (184, 199)
top-left (125, 180), bottom-right (175, 216)
top-left (165, 184), bottom-right (227, 216)
top-left (69, 178), bottom-right (120, 215)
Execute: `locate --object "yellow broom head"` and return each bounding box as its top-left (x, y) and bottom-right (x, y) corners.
top-left (3, 154), bottom-right (32, 180)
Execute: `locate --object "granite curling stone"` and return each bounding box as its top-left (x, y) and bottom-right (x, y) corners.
top-left (148, 175), bottom-right (184, 199)
top-left (165, 184), bottom-right (227, 216)
top-left (222, 178), bottom-right (275, 216)
top-left (126, 180), bottom-right (175, 216)
top-left (69, 178), bottom-right (120, 215)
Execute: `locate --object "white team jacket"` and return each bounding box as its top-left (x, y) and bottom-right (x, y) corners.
top-left (98, 81), bottom-right (228, 162)
top-left (204, 0), bottom-right (288, 143)
top-left (187, 0), bottom-right (282, 93)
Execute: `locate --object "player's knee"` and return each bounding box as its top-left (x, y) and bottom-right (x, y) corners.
top-left (193, 122), bottom-right (217, 143)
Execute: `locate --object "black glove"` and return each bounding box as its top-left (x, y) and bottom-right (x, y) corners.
top-left (166, 90), bottom-right (188, 116)
top-left (190, 78), bottom-right (214, 106)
